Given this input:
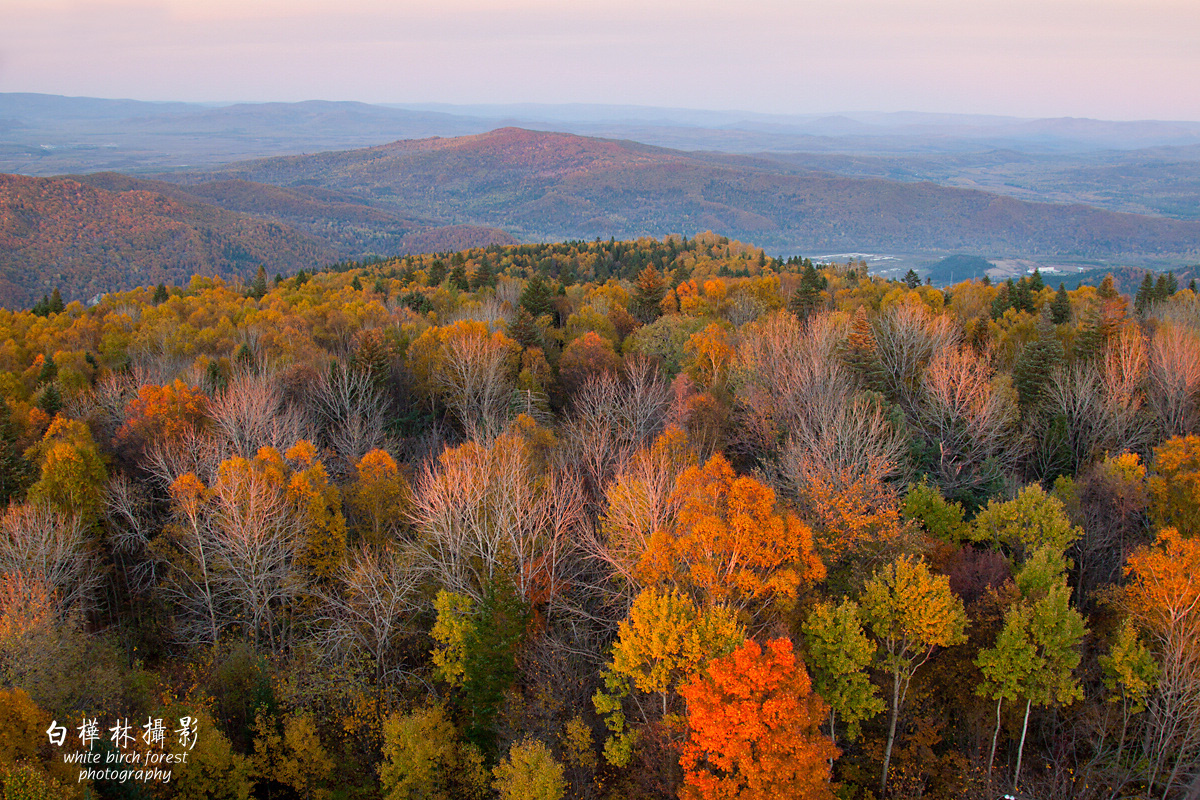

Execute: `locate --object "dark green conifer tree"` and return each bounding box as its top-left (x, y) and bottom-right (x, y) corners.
top-left (1050, 283), bottom-right (1071, 325)
top-left (904, 269), bottom-right (921, 289)
top-left (789, 262), bottom-right (827, 319)
top-left (250, 266), bottom-right (268, 300)
top-left (507, 308), bottom-right (542, 350)
top-left (154, 282), bottom-right (171, 304)
top-left (0, 401), bottom-right (33, 505)
top-left (427, 259), bottom-right (447, 286)
top-left (471, 256), bottom-right (496, 290)
top-left (519, 275), bottom-right (556, 319)
top-left (991, 280), bottom-right (1014, 320)
top-left (1013, 313), bottom-right (1066, 414)
top-left (48, 288), bottom-right (64, 314)
top-left (1135, 272), bottom-right (1155, 316)
top-left (1029, 268), bottom-right (1045, 292)
top-left (449, 263), bottom-right (469, 292)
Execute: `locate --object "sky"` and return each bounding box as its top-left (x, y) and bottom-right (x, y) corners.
top-left (3, 0), bottom-right (1199, 121)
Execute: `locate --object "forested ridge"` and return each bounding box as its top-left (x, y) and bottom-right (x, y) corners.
top-left (1, 232), bottom-right (1199, 799)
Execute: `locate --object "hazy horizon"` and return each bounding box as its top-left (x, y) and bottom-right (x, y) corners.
top-left (4, 0), bottom-right (1198, 122)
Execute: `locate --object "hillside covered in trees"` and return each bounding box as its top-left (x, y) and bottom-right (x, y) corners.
top-left (0, 172), bottom-right (517, 309)
top-left (174, 127), bottom-right (1200, 263)
top-left (1, 233), bottom-right (1199, 799)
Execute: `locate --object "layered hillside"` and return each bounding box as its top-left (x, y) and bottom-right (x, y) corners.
top-left (177, 127), bottom-right (1200, 262)
top-left (0, 173), bottom-right (337, 307)
top-left (0, 173), bottom-right (517, 308)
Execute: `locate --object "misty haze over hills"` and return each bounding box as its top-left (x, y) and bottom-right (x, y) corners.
top-left (2, 93), bottom-right (1199, 307)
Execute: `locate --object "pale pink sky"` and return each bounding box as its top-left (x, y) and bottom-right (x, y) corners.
top-left (3, 0), bottom-right (1198, 120)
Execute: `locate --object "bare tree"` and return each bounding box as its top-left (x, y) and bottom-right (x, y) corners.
top-left (911, 346), bottom-right (1018, 498)
top-left (310, 545), bottom-right (425, 686)
top-left (432, 323), bottom-right (520, 442)
top-left (1046, 329), bottom-right (1153, 471)
top-left (207, 367), bottom-right (308, 460)
top-left (1148, 324), bottom-right (1200, 438)
top-left (733, 310), bottom-right (849, 455)
top-left (159, 460), bottom-right (304, 652)
top-left (0, 503), bottom-right (96, 617)
top-left (311, 361), bottom-right (390, 474)
top-left (409, 434), bottom-right (587, 620)
top-left (560, 357), bottom-right (671, 506)
top-left (873, 302), bottom-right (962, 414)
top-left (104, 474), bottom-right (159, 595)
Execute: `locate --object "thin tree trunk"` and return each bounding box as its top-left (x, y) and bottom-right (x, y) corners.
top-left (1014, 697), bottom-right (1032, 793)
top-left (881, 662), bottom-right (901, 797)
top-left (988, 695), bottom-right (1003, 786)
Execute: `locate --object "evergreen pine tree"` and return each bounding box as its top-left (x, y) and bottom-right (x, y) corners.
top-left (449, 263), bottom-right (469, 292)
top-left (1013, 313), bottom-right (1066, 414)
top-left (1135, 272), bottom-right (1155, 316)
top-left (48, 288), bottom-right (64, 314)
top-left (350, 275), bottom-right (363, 292)
top-left (37, 354), bottom-right (57, 385)
top-left (1029, 268), bottom-right (1045, 293)
top-left (153, 282), bottom-right (170, 304)
top-left (471, 256), bottom-right (496, 290)
top-left (508, 308), bottom-right (542, 350)
top-left (1050, 283), bottom-right (1071, 325)
top-left (1011, 278), bottom-right (1035, 314)
top-left (904, 269), bottom-right (921, 289)
top-left (1098, 274), bottom-right (1119, 300)
top-left (427, 259), bottom-right (447, 286)
top-left (788, 262), bottom-right (827, 319)
top-left (991, 280), bottom-right (1014, 320)
top-left (632, 266), bottom-right (666, 323)
top-left (250, 266), bottom-right (268, 299)
top-left (519, 274), bottom-right (556, 319)
top-left (0, 401), bottom-right (33, 505)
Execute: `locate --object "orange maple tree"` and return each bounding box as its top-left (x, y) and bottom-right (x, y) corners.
top-left (677, 638), bottom-right (839, 800)
top-left (637, 454), bottom-right (824, 615)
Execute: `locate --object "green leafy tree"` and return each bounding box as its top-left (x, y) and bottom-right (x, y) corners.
top-left (902, 480), bottom-right (966, 543)
top-left (1099, 620), bottom-right (1159, 769)
top-left (969, 483), bottom-right (1082, 561)
top-left (975, 550), bottom-right (1086, 792)
top-left (802, 598), bottom-right (884, 746)
top-left (861, 555), bottom-right (967, 797)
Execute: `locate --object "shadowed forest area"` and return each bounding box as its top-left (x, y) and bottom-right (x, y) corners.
top-left (0, 232), bottom-right (1198, 799)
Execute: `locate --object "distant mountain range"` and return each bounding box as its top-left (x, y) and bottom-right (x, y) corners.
top-left (5, 94), bottom-right (1200, 225)
top-left (4, 95), bottom-right (1200, 308)
top-left (164, 127), bottom-right (1200, 264)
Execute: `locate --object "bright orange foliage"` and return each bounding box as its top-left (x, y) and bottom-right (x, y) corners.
top-left (637, 454), bottom-right (824, 614)
top-left (117, 379), bottom-right (208, 445)
top-left (678, 638), bottom-right (839, 800)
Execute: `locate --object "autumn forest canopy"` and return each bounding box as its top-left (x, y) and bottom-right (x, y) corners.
top-left (2, 232), bottom-right (1200, 799)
